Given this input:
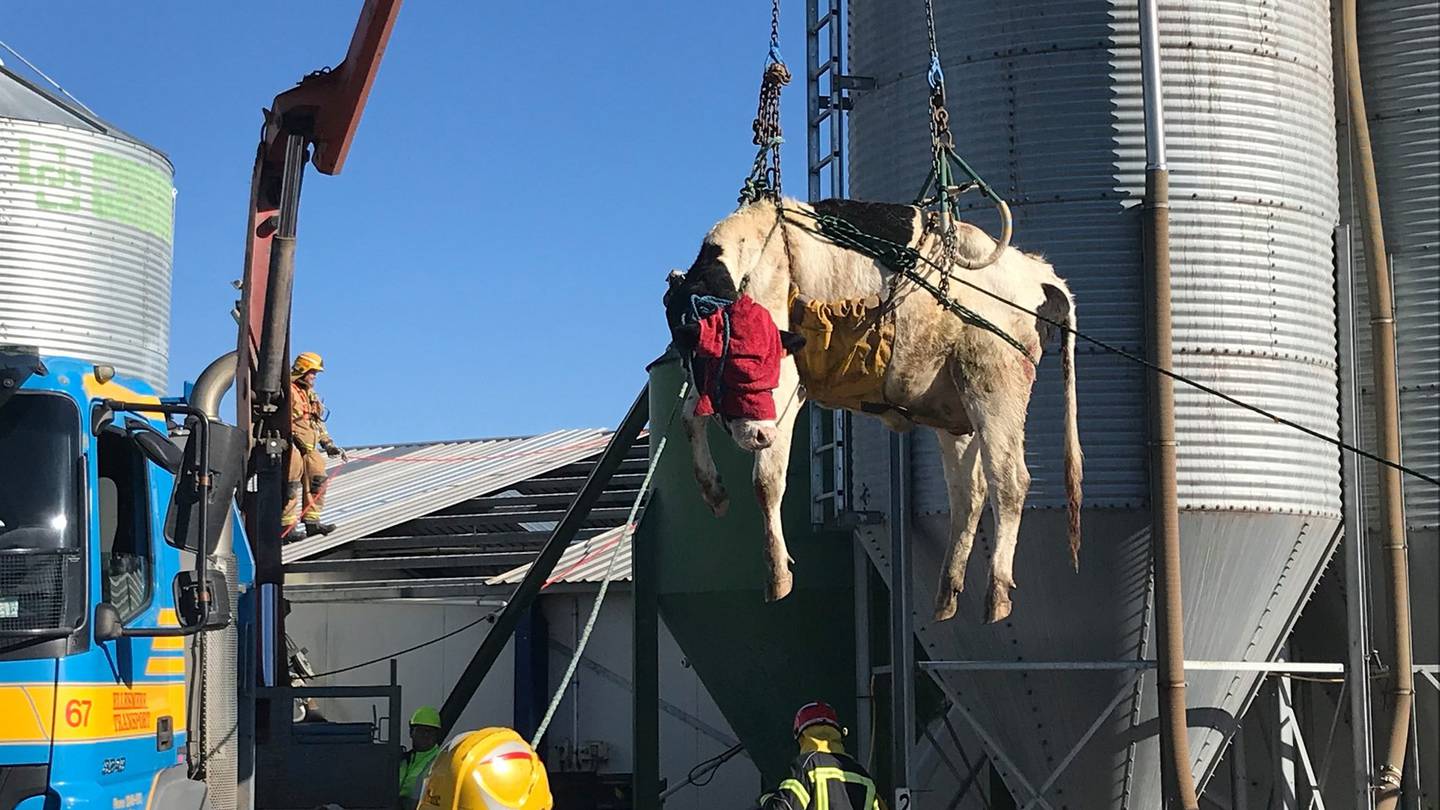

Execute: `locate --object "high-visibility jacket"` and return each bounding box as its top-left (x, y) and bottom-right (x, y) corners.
top-left (760, 737), bottom-right (884, 810)
top-left (400, 744), bottom-right (442, 805)
top-left (290, 381), bottom-right (333, 453)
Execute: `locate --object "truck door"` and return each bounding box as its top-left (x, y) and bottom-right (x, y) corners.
top-left (48, 424), bottom-right (189, 807)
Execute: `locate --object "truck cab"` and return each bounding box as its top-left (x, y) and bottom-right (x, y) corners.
top-left (0, 349), bottom-right (253, 810)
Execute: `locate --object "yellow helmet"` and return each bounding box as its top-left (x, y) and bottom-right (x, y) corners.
top-left (417, 728), bottom-right (553, 810)
top-left (292, 351), bottom-right (324, 377)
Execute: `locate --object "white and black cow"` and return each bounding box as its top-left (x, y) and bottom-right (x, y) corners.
top-left (664, 197), bottom-right (1081, 623)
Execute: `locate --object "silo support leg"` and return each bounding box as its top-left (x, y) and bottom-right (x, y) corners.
top-left (1019, 685), bottom-right (1135, 810)
top-left (930, 677), bottom-right (1055, 810)
top-left (1276, 676), bottom-right (1327, 810)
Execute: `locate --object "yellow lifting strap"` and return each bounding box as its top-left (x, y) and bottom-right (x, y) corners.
top-left (788, 285), bottom-right (895, 412)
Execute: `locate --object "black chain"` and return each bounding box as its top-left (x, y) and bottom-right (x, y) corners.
top-left (770, 0), bottom-right (782, 51)
top-left (739, 0), bottom-right (791, 206)
top-left (920, 0), bottom-right (967, 288)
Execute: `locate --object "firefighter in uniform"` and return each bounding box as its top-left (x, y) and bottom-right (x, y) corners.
top-left (417, 726), bottom-right (553, 810)
top-left (759, 702), bottom-right (884, 810)
top-left (284, 351), bottom-right (346, 538)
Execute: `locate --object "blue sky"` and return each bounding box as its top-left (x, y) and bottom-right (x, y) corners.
top-left (5, 2), bottom-right (811, 445)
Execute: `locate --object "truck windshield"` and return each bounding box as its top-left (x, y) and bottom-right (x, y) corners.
top-left (0, 393), bottom-right (81, 551)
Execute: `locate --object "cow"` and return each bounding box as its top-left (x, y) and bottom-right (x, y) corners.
top-left (664, 197), bottom-right (1081, 623)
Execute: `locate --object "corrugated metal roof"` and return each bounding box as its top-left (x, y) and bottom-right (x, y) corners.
top-left (487, 523), bottom-right (634, 586)
top-left (282, 428), bottom-right (613, 563)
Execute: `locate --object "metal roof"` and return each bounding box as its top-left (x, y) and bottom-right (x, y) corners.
top-left (282, 428), bottom-right (614, 563)
top-left (487, 523), bottom-right (634, 586)
top-left (283, 429), bottom-right (651, 603)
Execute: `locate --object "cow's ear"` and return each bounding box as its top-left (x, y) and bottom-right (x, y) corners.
top-left (778, 330), bottom-right (806, 355)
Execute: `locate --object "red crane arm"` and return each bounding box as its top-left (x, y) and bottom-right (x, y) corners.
top-left (236, 0), bottom-right (402, 433)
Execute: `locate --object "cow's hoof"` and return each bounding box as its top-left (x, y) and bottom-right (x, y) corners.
top-left (702, 482), bottom-right (729, 517)
top-left (765, 569), bottom-right (794, 603)
top-left (985, 581), bottom-right (1013, 624)
top-left (933, 591), bottom-right (960, 623)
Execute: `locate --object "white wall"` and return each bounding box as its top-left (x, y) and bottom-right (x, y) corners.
top-left (286, 601), bottom-right (514, 740)
top-left (287, 592), bottom-right (762, 809)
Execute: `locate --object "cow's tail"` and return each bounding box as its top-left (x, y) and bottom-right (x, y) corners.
top-left (1061, 290), bottom-right (1083, 571)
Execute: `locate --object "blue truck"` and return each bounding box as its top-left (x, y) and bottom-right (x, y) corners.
top-left (0, 348), bottom-right (250, 809)
top-left (0, 2), bottom-right (406, 806)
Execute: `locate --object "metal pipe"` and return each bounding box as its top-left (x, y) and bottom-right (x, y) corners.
top-left (853, 539), bottom-right (872, 769)
top-left (805, 0), bottom-right (821, 202)
top-left (1138, 2), bottom-right (1197, 806)
top-left (1138, 0), bottom-right (1167, 171)
top-left (191, 350), bottom-right (238, 422)
top-left (1339, 0), bottom-right (1414, 804)
top-left (440, 385), bottom-right (650, 735)
top-left (191, 351), bottom-right (242, 810)
top-left (919, 660), bottom-right (1351, 673)
top-left (1337, 223), bottom-right (1378, 810)
top-left (889, 431), bottom-right (914, 805)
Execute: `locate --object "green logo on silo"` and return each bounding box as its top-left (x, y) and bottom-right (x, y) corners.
top-left (17, 139), bottom-right (174, 245)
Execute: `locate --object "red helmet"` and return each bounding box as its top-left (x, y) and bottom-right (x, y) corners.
top-left (792, 701), bottom-right (841, 738)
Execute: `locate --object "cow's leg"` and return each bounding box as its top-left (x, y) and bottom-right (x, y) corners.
top-left (932, 430), bottom-right (987, 622)
top-left (681, 392), bottom-right (729, 517)
top-left (754, 374), bottom-right (804, 602)
top-left (971, 398), bottom-right (1031, 624)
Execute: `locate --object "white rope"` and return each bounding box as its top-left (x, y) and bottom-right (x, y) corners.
top-left (531, 382), bottom-right (688, 746)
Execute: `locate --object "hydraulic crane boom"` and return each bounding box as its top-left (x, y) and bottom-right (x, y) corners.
top-left (232, 0), bottom-right (402, 690)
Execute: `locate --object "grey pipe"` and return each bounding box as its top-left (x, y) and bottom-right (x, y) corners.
top-left (191, 351), bottom-right (238, 421)
top-left (1139, 0), bottom-right (1168, 171)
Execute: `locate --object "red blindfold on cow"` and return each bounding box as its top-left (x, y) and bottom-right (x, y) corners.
top-left (669, 292), bottom-right (805, 424)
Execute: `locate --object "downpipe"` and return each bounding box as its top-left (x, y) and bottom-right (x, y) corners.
top-left (1139, 2), bottom-right (1200, 808)
top-left (1339, 0), bottom-right (1413, 804)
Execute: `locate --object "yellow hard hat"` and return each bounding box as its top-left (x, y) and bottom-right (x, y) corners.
top-left (292, 352), bottom-right (324, 377)
top-left (410, 706), bottom-right (442, 729)
top-left (417, 728), bottom-right (553, 810)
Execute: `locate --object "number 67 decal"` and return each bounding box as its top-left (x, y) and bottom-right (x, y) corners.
top-left (65, 699), bottom-right (93, 727)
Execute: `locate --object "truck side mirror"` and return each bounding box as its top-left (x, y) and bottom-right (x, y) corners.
top-left (128, 421), bottom-right (183, 474)
top-left (165, 418), bottom-right (245, 554)
top-left (173, 569), bottom-right (231, 630)
top-left (93, 602), bottom-right (123, 642)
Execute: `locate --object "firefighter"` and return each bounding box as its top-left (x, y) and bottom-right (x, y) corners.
top-left (284, 351), bottom-right (346, 538)
top-left (416, 726), bottom-right (553, 810)
top-left (401, 706), bottom-right (446, 809)
top-left (758, 702), bottom-right (884, 810)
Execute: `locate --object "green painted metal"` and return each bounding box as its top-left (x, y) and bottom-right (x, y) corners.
top-left (642, 355), bottom-right (856, 786)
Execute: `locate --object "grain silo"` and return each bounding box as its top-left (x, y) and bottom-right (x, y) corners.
top-left (844, 1), bottom-right (1345, 805)
top-left (1, 63), bottom-right (175, 390)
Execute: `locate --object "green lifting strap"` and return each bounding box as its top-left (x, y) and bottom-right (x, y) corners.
top-left (782, 207), bottom-right (1036, 363)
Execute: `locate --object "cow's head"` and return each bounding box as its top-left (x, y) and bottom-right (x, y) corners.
top-left (663, 242), bottom-right (738, 351)
top-left (663, 240), bottom-right (804, 453)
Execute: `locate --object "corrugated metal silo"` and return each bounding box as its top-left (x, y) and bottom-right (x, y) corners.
top-left (0, 65), bottom-right (174, 390)
top-left (847, 1), bottom-right (1344, 805)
